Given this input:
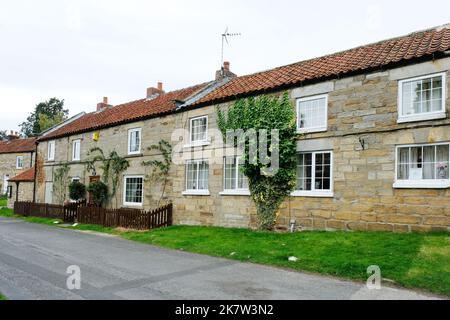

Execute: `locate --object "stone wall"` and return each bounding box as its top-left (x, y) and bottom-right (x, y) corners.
top-left (36, 57), bottom-right (450, 232)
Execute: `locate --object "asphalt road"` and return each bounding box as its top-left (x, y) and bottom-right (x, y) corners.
top-left (0, 216), bottom-right (440, 300)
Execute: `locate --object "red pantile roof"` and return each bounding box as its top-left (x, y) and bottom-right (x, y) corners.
top-left (194, 25), bottom-right (450, 105)
top-left (39, 82), bottom-right (210, 141)
top-left (39, 24), bottom-right (450, 141)
top-left (0, 138), bottom-right (36, 154)
top-left (9, 167), bottom-right (35, 182)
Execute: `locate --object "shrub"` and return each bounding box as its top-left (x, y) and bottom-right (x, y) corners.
top-left (68, 181), bottom-right (86, 201)
top-left (86, 181), bottom-right (108, 206)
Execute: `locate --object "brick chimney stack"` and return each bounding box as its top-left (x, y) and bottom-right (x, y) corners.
top-left (7, 130), bottom-right (19, 140)
top-left (147, 82), bottom-right (165, 99)
top-left (215, 61), bottom-right (237, 81)
top-left (97, 96), bottom-right (112, 112)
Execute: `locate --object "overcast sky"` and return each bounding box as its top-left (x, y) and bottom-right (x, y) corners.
top-left (1, 0), bottom-right (449, 132)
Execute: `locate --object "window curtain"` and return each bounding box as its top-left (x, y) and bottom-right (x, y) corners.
top-left (398, 148), bottom-right (409, 179)
top-left (436, 145), bottom-right (449, 179)
top-left (423, 146), bottom-right (435, 179)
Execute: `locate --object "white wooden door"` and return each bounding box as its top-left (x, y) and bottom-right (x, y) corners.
top-left (45, 182), bottom-right (53, 204)
top-left (3, 175), bottom-right (9, 194)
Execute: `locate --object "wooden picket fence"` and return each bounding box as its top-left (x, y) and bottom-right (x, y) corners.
top-left (13, 201), bottom-right (173, 231)
top-left (77, 203), bottom-right (173, 230)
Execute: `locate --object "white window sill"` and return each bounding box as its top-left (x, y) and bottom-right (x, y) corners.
top-left (123, 203), bottom-right (143, 207)
top-left (219, 190), bottom-right (251, 196)
top-left (182, 190), bottom-right (210, 196)
top-left (183, 141), bottom-right (211, 149)
top-left (128, 151), bottom-right (141, 156)
top-left (397, 112), bottom-right (446, 124)
top-left (16, 167), bottom-right (23, 170)
top-left (290, 190), bottom-right (334, 198)
top-left (297, 127), bottom-right (327, 134)
top-left (393, 180), bottom-right (450, 189)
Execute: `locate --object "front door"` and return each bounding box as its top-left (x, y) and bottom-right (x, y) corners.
top-left (3, 175), bottom-right (9, 194)
top-left (88, 176), bottom-right (100, 205)
top-left (44, 182), bottom-right (53, 204)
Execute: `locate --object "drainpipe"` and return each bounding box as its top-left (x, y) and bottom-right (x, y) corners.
top-left (32, 140), bottom-right (38, 203)
top-left (15, 182), bottom-right (20, 203)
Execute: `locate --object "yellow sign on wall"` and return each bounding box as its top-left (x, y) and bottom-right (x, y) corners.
top-left (92, 131), bottom-right (100, 141)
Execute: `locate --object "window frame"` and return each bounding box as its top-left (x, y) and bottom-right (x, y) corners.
top-left (71, 177), bottom-right (81, 183)
top-left (182, 159), bottom-right (210, 196)
top-left (393, 142), bottom-right (450, 189)
top-left (189, 116), bottom-right (209, 146)
top-left (72, 139), bottom-right (81, 161)
top-left (397, 72), bottom-right (447, 123)
top-left (127, 128), bottom-right (142, 155)
top-left (291, 150), bottom-right (334, 198)
top-left (123, 175), bottom-right (144, 207)
top-left (16, 156), bottom-right (24, 169)
top-left (47, 140), bottom-right (55, 161)
top-left (296, 94), bottom-right (328, 133)
top-left (220, 156), bottom-right (250, 196)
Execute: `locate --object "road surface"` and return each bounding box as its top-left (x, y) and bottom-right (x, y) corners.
top-left (0, 216), bottom-right (440, 300)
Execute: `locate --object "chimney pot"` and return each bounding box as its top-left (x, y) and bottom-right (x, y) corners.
top-left (223, 61), bottom-right (230, 72)
top-left (97, 97), bottom-right (111, 112)
top-left (215, 61), bottom-right (236, 81)
top-left (146, 82), bottom-right (165, 99)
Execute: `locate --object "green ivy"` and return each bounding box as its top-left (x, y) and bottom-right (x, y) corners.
top-left (53, 164), bottom-right (70, 205)
top-left (217, 92), bottom-right (298, 230)
top-left (142, 140), bottom-right (172, 206)
top-left (86, 148), bottom-right (130, 207)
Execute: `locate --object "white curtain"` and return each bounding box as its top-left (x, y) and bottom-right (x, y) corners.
top-left (398, 148), bottom-right (409, 179)
top-left (436, 145), bottom-right (449, 179)
top-left (423, 146), bottom-right (435, 179)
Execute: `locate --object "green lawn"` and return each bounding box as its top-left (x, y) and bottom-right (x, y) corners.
top-left (0, 196), bottom-right (7, 207)
top-left (0, 208), bottom-right (448, 296)
top-left (0, 293), bottom-right (7, 300)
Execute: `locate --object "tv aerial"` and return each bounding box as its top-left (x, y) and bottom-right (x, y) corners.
top-left (221, 27), bottom-right (241, 67)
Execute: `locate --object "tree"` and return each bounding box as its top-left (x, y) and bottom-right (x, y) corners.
top-left (142, 140), bottom-right (172, 207)
top-left (38, 112), bottom-right (66, 133)
top-left (20, 98), bottom-right (68, 137)
top-left (0, 131), bottom-right (7, 141)
top-left (86, 147), bottom-right (130, 207)
top-left (217, 93), bottom-right (297, 230)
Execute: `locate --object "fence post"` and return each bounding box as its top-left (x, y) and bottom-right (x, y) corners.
top-left (168, 203), bottom-right (173, 226)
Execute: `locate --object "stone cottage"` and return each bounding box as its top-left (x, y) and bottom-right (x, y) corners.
top-left (34, 24), bottom-right (450, 232)
top-left (0, 135), bottom-right (36, 198)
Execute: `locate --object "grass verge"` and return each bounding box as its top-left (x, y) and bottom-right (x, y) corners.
top-left (1, 208), bottom-right (448, 296)
top-left (0, 197), bottom-right (7, 207)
